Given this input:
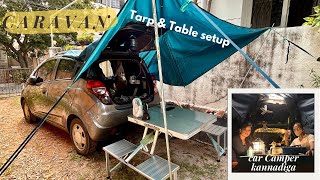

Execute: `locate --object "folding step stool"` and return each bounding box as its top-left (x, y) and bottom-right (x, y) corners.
top-left (103, 139), bottom-right (180, 180)
top-left (202, 123), bottom-right (227, 162)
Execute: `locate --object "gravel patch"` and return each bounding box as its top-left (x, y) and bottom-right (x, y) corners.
top-left (0, 96), bottom-right (227, 179)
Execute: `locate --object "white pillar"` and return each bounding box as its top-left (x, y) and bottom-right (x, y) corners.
top-left (241, 0), bottom-right (253, 27)
top-left (48, 47), bottom-right (61, 57)
top-left (199, 0), bottom-right (206, 9)
top-left (280, 0), bottom-right (291, 27)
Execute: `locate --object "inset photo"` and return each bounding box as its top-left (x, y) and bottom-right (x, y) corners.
top-left (228, 89), bottom-right (319, 178)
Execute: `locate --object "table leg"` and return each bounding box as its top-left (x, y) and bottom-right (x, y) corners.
top-left (125, 144), bottom-right (144, 163)
top-left (224, 131), bottom-right (226, 151)
top-left (142, 127), bottom-right (148, 138)
top-left (150, 130), bottom-right (159, 155)
top-left (125, 133), bottom-right (155, 163)
top-left (173, 170), bottom-right (178, 180)
top-left (217, 135), bottom-right (221, 161)
top-left (105, 152), bottom-right (111, 179)
top-left (142, 127), bottom-right (149, 152)
top-left (206, 133), bottom-right (225, 161)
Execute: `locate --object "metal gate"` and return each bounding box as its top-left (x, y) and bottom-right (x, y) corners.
top-left (0, 68), bottom-right (33, 98)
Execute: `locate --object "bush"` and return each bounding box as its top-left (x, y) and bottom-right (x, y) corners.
top-left (310, 69), bottom-right (320, 88)
top-left (8, 69), bottom-right (33, 84)
top-left (303, 6), bottom-right (320, 31)
top-left (64, 44), bottom-right (77, 50)
top-left (77, 33), bottom-right (94, 45)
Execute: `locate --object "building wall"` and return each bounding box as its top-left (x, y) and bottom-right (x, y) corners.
top-left (161, 26), bottom-right (320, 111)
top-left (203, 0), bottom-right (318, 28)
top-left (96, 0), bottom-right (125, 8)
top-left (209, 0), bottom-right (244, 26)
top-left (8, 57), bottom-right (20, 68)
top-left (0, 48), bottom-right (8, 69)
top-left (194, 0), bottom-right (244, 26)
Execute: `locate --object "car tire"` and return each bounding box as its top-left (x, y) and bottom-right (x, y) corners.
top-left (22, 100), bottom-right (36, 123)
top-left (70, 118), bottom-right (97, 155)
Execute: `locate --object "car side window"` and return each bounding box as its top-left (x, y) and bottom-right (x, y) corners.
top-left (36, 60), bottom-right (57, 81)
top-left (56, 59), bottom-right (77, 80)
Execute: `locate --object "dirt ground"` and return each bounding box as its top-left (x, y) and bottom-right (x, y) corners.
top-left (0, 96), bottom-right (227, 180)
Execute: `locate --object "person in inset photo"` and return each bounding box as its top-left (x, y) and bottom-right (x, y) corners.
top-left (283, 122), bottom-right (315, 156)
top-left (232, 122), bottom-right (254, 163)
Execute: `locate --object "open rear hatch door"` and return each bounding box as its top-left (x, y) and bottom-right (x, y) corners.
top-left (105, 22), bottom-right (167, 53)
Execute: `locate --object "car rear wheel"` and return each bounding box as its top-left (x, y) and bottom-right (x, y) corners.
top-left (22, 100), bottom-right (36, 123)
top-left (70, 118), bottom-right (97, 155)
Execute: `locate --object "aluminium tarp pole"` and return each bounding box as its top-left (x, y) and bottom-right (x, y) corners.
top-left (50, 0), bottom-right (81, 48)
top-left (151, 0), bottom-right (173, 179)
top-left (0, 85), bottom-right (73, 175)
top-left (239, 27), bottom-right (273, 88)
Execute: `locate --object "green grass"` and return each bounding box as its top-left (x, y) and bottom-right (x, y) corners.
top-left (177, 161), bottom-right (220, 180)
top-left (68, 153), bottom-right (86, 161)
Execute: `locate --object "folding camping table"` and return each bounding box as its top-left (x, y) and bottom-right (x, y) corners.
top-left (127, 105), bottom-right (217, 153)
top-left (103, 105), bottom-right (224, 179)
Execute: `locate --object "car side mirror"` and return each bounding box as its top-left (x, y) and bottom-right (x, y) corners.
top-left (26, 77), bottom-right (37, 85)
top-left (27, 77), bottom-right (42, 85)
top-left (36, 77), bottom-right (43, 83)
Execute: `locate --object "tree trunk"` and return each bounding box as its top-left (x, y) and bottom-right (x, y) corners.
top-left (4, 42), bottom-right (29, 68)
top-left (23, 52), bottom-right (29, 68)
top-left (17, 52), bottom-right (28, 68)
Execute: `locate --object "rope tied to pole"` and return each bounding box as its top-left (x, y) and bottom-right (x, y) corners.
top-left (271, 28), bottom-right (320, 62)
top-left (286, 40), bottom-right (291, 64)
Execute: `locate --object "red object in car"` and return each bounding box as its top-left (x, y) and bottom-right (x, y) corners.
top-left (232, 162), bottom-right (239, 168)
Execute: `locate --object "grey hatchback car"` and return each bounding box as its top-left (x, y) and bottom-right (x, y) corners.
top-left (21, 48), bottom-right (159, 155)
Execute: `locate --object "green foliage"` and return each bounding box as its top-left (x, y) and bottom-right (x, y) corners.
top-left (310, 69), bottom-right (320, 88)
top-left (77, 33), bottom-right (94, 45)
top-left (5, 69), bottom-right (33, 84)
top-left (0, 0), bottom-right (94, 67)
top-left (12, 70), bottom-right (31, 84)
top-left (55, 33), bottom-right (77, 47)
top-left (305, 7), bottom-right (320, 87)
top-left (64, 44), bottom-right (77, 50)
top-left (303, 6), bottom-right (320, 31)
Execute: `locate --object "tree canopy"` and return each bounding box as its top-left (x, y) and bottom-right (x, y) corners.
top-left (0, 0), bottom-right (94, 68)
top-left (303, 6), bottom-right (320, 31)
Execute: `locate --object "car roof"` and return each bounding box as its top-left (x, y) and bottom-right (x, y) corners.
top-left (54, 50), bottom-right (83, 60)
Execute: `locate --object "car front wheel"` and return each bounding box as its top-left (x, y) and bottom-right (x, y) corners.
top-left (70, 118), bottom-right (97, 155)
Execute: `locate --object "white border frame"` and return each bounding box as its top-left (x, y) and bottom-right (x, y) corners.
top-left (228, 88), bottom-right (319, 180)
